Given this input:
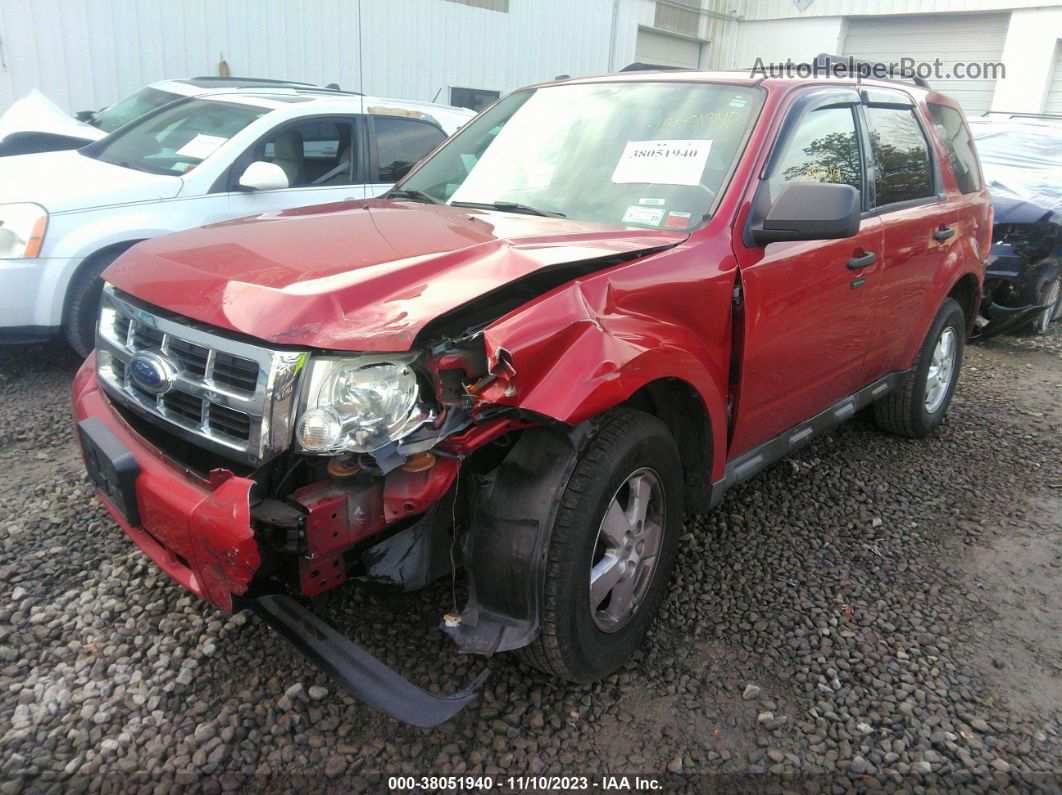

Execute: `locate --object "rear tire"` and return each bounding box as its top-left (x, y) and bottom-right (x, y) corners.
top-left (874, 297), bottom-right (965, 439)
top-left (517, 408), bottom-right (683, 683)
top-left (63, 249), bottom-right (125, 358)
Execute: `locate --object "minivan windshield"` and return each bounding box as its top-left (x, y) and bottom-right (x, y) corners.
top-left (397, 81), bottom-right (763, 229)
top-left (91, 86), bottom-right (183, 133)
top-left (83, 98), bottom-right (268, 176)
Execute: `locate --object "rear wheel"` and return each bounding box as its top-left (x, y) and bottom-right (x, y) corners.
top-left (63, 249), bottom-right (125, 358)
top-left (517, 408), bottom-right (683, 683)
top-left (874, 297), bottom-right (965, 439)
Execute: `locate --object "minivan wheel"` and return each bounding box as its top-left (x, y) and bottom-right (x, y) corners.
top-left (517, 408), bottom-right (683, 684)
top-left (63, 249), bottom-right (125, 358)
top-left (874, 297), bottom-right (965, 439)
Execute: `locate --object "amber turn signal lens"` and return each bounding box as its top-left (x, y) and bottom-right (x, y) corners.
top-left (25, 214), bottom-right (47, 258)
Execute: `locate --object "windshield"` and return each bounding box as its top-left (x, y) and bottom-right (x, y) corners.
top-left (92, 87), bottom-right (183, 133)
top-left (398, 81), bottom-right (763, 229)
top-left (83, 98), bottom-right (268, 176)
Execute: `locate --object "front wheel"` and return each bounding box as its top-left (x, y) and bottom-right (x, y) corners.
top-left (1030, 273), bottom-right (1061, 335)
top-left (63, 249), bottom-right (125, 358)
top-left (517, 408), bottom-right (683, 683)
top-left (874, 297), bottom-right (965, 439)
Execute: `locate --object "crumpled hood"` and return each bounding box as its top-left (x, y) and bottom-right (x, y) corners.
top-left (0, 150), bottom-right (182, 212)
top-left (991, 196), bottom-right (1056, 226)
top-left (105, 200), bottom-right (689, 351)
top-left (0, 89), bottom-right (104, 145)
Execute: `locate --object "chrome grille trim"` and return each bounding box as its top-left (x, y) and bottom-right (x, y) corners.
top-left (95, 285), bottom-right (308, 466)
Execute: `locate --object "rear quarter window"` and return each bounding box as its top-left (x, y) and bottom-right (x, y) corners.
top-left (865, 106), bottom-right (934, 206)
top-left (927, 103), bottom-right (982, 194)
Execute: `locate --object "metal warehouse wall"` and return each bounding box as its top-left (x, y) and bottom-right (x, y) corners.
top-left (0, 0), bottom-right (614, 113)
top-left (738, 0), bottom-right (1056, 19)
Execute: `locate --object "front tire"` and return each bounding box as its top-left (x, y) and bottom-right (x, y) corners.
top-left (517, 408), bottom-right (683, 683)
top-left (874, 297), bottom-right (965, 439)
top-left (1027, 270), bottom-right (1061, 335)
top-left (63, 249), bottom-right (125, 357)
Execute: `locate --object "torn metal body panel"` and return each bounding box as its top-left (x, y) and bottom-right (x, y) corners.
top-left (475, 232), bottom-right (736, 483)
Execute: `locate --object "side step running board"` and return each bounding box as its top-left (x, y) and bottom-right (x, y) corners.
top-left (249, 594), bottom-right (489, 727)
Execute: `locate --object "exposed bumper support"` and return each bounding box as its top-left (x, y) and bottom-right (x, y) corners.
top-left (247, 594), bottom-right (489, 727)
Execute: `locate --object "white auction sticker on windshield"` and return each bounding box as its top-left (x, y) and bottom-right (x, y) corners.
top-left (176, 133), bottom-right (228, 160)
top-left (611, 139), bottom-right (712, 186)
top-left (621, 205), bottom-right (664, 226)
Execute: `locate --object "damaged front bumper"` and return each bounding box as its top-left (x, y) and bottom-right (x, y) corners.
top-left (72, 358), bottom-right (487, 726)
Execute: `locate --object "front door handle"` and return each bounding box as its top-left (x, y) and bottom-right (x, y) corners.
top-left (933, 226), bottom-right (956, 241)
top-left (847, 251), bottom-right (876, 270)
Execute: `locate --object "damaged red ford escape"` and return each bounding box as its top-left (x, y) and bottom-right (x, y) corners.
top-left (72, 69), bottom-right (990, 725)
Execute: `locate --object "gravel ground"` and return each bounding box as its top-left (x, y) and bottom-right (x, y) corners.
top-left (1, 325), bottom-right (1060, 792)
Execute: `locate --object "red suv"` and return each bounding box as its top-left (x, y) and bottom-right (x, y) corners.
top-left (72, 70), bottom-right (990, 725)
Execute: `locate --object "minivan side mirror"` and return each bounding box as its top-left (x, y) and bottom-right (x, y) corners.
top-left (752, 183), bottom-right (860, 246)
top-left (238, 161), bottom-right (290, 191)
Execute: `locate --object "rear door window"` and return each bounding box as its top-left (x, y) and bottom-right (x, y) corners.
top-left (769, 105), bottom-right (863, 200)
top-left (865, 107), bottom-right (934, 206)
top-left (927, 103), bottom-right (982, 194)
top-left (373, 117), bottom-right (446, 182)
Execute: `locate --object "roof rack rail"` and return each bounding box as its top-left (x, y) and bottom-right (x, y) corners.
top-left (814, 53), bottom-right (931, 90)
top-left (189, 75), bottom-right (318, 87)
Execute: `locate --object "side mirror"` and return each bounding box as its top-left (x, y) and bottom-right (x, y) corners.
top-left (75, 110), bottom-right (96, 123)
top-left (238, 161), bottom-right (289, 191)
top-left (752, 183), bottom-right (860, 245)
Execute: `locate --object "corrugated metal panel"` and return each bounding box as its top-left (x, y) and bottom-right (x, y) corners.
top-left (740, 0), bottom-right (1050, 20)
top-left (844, 13), bottom-right (1009, 114)
top-left (0, 0), bottom-right (614, 114)
top-left (1044, 41), bottom-right (1062, 115)
top-left (636, 28), bottom-right (703, 67)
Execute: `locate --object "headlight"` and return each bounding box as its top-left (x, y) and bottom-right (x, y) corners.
top-left (294, 357), bottom-right (431, 454)
top-left (0, 203), bottom-right (48, 259)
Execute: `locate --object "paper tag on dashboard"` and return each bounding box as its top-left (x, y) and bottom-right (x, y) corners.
top-left (611, 139), bottom-right (712, 186)
top-left (176, 133), bottom-right (228, 160)
top-left (621, 206), bottom-right (664, 226)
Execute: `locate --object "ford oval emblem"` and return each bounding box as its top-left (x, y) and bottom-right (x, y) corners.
top-left (128, 352), bottom-right (177, 395)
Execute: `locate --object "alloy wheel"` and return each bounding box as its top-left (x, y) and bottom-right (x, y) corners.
top-left (588, 468), bottom-right (665, 633)
top-left (925, 326), bottom-right (957, 414)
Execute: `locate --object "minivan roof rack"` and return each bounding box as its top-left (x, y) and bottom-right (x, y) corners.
top-left (814, 53), bottom-right (931, 90)
top-left (185, 76), bottom-right (320, 88)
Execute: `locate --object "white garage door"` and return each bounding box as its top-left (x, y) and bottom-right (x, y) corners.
top-left (635, 28), bottom-right (703, 69)
top-left (844, 13), bottom-right (1009, 115)
top-left (1044, 41), bottom-right (1062, 115)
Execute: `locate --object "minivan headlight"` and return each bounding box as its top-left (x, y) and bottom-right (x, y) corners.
top-left (295, 357), bottom-right (431, 454)
top-left (0, 203), bottom-right (48, 259)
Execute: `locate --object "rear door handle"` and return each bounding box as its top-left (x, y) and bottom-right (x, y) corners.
top-left (933, 226), bottom-right (956, 241)
top-left (847, 251), bottom-right (876, 270)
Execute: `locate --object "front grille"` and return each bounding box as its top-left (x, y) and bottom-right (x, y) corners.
top-left (95, 286), bottom-right (307, 465)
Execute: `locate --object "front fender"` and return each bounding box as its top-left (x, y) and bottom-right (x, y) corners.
top-left (479, 248), bottom-right (734, 480)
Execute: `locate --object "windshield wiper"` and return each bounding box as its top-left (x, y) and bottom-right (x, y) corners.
top-left (452, 200), bottom-right (566, 218)
top-left (384, 189), bottom-right (440, 204)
